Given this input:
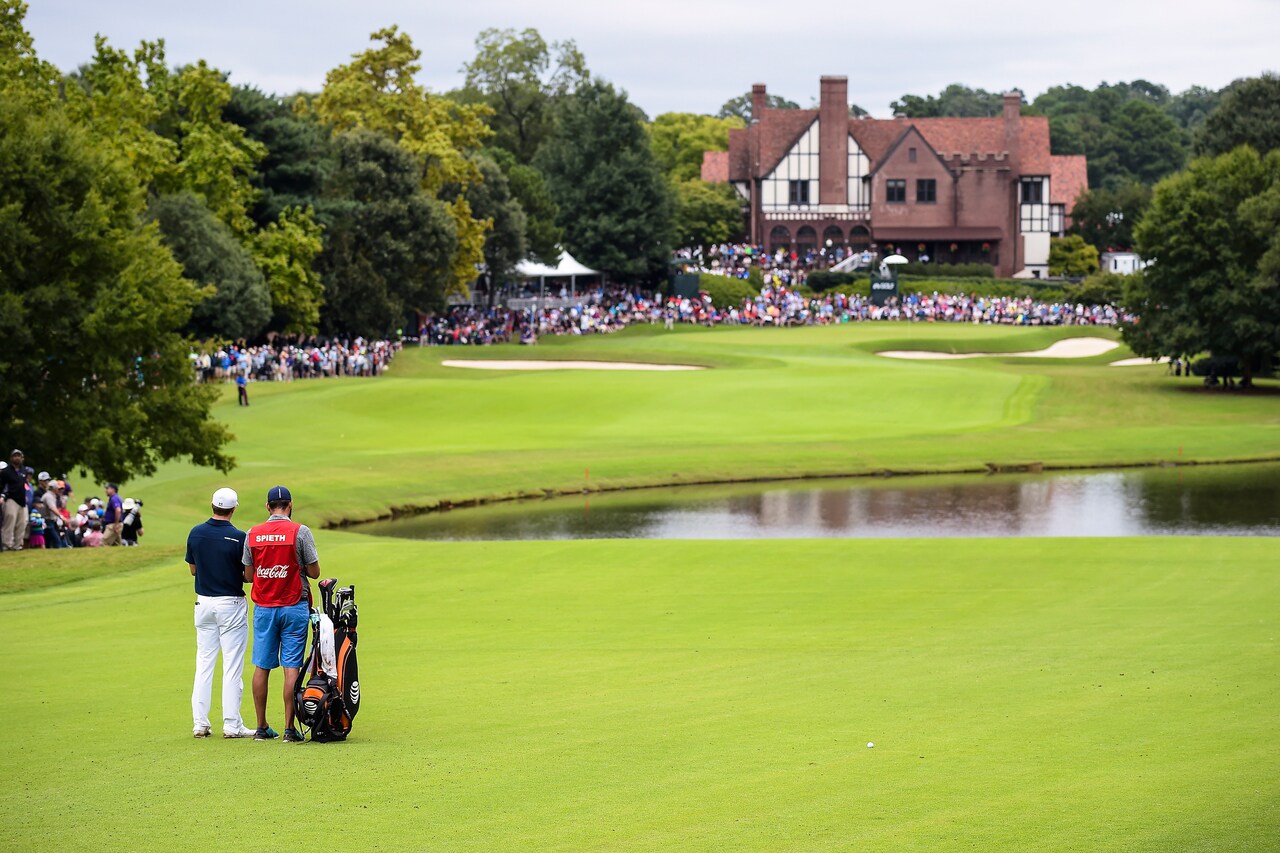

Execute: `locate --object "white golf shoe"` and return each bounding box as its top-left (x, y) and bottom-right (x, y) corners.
top-left (223, 725), bottom-right (257, 739)
top-left (193, 726), bottom-right (211, 738)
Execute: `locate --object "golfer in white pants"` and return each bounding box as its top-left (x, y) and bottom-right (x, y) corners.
top-left (185, 488), bottom-right (255, 738)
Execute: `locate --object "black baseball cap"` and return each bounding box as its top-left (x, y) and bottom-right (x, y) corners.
top-left (267, 485), bottom-right (292, 503)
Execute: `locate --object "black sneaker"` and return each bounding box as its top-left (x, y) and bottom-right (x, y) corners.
top-left (253, 726), bottom-right (279, 741)
top-left (282, 727), bottom-right (305, 743)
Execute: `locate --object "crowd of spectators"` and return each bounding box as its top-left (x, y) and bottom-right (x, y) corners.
top-left (189, 338), bottom-right (401, 385)
top-left (418, 281), bottom-right (1131, 347)
top-left (672, 242), bottom-right (868, 286)
top-left (0, 449), bottom-right (143, 552)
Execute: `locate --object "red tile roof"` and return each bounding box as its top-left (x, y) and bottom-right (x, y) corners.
top-left (1050, 154), bottom-right (1089, 207)
top-left (701, 150), bottom-right (729, 183)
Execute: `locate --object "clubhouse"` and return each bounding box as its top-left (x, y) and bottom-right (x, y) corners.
top-left (702, 77), bottom-right (1088, 278)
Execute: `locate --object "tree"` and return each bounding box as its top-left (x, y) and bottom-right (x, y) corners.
top-left (147, 192), bottom-right (272, 340)
top-left (1196, 73), bottom-right (1280, 157)
top-left (457, 27), bottom-right (587, 164)
top-left (224, 85), bottom-right (333, 228)
top-left (459, 153), bottom-right (527, 284)
top-left (1048, 235), bottom-right (1099, 277)
top-left (649, 112), bottom-right (744, 183)
top-left (1069, 182), bottom-right (1152, 252)
top-left (1124, 146), bottom-right (1280, 384)
top-left (537, 80), bottom-right (674, 283)
top-left (717, 90), bottom-right (798, 122)
top-left (487, 147), bottom-right (561, 264)
top-left (318, 130), bottom-right (457, 336)
top-left (0, 101), bottom-right (232, 481)
top-left (1033, 82), bottom-right (1191, 187)
top-left (0, 1), bottom-right (59, 108)
top-left (251, 206), bottom-right (326, 336)
top-left (313, 26), bottom-right (492, 295)
top-left (891, 84), bottom-right (1009, 117)
top-left (672, 180), bottom-right (744, 247)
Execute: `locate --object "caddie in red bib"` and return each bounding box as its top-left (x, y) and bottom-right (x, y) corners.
top-left (248, 519), bottom-right (305, 607)
top-left (240, 485), bottom-right (321, 743)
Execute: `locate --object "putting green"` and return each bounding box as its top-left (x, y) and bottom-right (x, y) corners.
top-left (3, 324), bottom-right (1279, 850)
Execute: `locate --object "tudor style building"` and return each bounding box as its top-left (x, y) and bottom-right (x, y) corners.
top-left (702, 77), bottom-right (1088, 278)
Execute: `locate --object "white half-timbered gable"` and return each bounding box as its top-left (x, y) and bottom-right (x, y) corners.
top-left (761, 120), bottom-right (819, 211)
top-left (848, 134), bottom-right (870, 210)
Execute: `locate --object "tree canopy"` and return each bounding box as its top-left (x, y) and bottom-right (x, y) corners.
top-left (457, 27), bottom-right (588, 164)
top-left (1196, 73), bottom-right (1280, 157)
top-left (0, 98), bottom-right (231, 481)
top-left (1123, 146), bottom-right (1280, 383)
top-left (649, 112), bottom-right (743, 183)
top-left (537, 81), bottom-right (673, 283)
top-left (717, 90), bottom-right (798, 122)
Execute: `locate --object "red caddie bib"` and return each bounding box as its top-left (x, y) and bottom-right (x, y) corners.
top-left (247, 518), bottom-right (304, 607)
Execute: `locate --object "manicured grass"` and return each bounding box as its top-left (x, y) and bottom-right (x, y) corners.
top-left (3, 324), bottom-right (1279, 850)
top-left (3, 536), bottom-right (1277, 850)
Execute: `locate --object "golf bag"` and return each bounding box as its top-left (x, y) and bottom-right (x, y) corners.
top-left (294, 578), bottom-right (360, 742)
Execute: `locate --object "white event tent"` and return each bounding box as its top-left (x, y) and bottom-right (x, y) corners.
top-left (515, 250), bottom-right (600, 299)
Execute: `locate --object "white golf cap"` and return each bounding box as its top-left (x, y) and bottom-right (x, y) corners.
top-left (37, 471), bottom-right (51, 481)
top-left (211, 487), bottom-right (239, 510)
top-left (77, 504), bottom-right (88, 513)
top-left (122, 498), bottom-right (136, 511)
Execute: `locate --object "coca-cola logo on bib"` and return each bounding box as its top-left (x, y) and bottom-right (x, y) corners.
top-left (256, 564), bottom-right (291, 579)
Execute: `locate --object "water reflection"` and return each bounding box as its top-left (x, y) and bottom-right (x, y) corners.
top-left (355, 463), bottom-right (1280, 541)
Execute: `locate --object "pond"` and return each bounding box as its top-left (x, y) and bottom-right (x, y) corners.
top-left (354, 463), bottom-right (1280, 541)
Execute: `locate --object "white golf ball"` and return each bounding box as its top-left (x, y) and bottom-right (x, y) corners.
top-left (867, 742), bottom-right (875, 748)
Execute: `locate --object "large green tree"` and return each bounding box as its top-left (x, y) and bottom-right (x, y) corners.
top-left (486, 147), bottom-right (561, 265)
top-left (672, 180), bottom-right (744, 247)
top-left (891, 84), bottom-right (1009, 118)
top-left (1196, 73), bottom-right (1280, 157)
top-left (537, 81), bottom-right (673, 283)
top-left (457, 27), bottom-right (588, 164)
top-left (1069, 182), bottom-right (1152, 252)
top-left (224, 85), bottom-right (333, 227)
top-left (318, 130), bottom-right (457, 336)
top-left (147, 192), bottom-right (272, 340)
top-left (1124, 146), bottom-right (1280, 384)
top-left (649, 112), bottom-right (743, 183)
top-left (313, 26), bottom-right (492, 296)
top-left (0, 102), bottom-right (232, 481)
top-left (458, 153), bottom-right (527, 285)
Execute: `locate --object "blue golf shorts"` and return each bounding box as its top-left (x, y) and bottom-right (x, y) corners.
top-left (252, 601), bottom-right (309, 670)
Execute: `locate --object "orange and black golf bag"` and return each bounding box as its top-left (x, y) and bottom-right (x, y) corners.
top-left (295, 577), bottom-right (360, 742)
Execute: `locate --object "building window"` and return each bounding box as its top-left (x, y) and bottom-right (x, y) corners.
top-left (1020, 177), bottom-right (1045, 204)
top-left (1020, 204), bottom-right (1050, 232)
top-left (788, 180), bottom-right (810, 205)
top-left (769, 225), bottom-right (791, 252)
top-left (916, 179), bottom-right (936, 203)
top-left (908, 147), bottom-right (917, 163)
top-left (886, 179), bottom-right (906, 203)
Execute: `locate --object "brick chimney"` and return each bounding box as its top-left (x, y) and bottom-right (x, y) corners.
top-left (751, 83), bottom-right (767, 123)
top-left (1002, 91), bottom-right (1021, 123)
top-left (819, 75), bottom-right (848, 205)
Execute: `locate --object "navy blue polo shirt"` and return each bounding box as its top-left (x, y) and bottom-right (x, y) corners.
top-left (185, 518), bottom-right (248, 597)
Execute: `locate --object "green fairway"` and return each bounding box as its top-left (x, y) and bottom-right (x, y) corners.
top-left (3, 324), bottom-right (1279, 850)
top-left (5, 537), bottom-right (1278, 850)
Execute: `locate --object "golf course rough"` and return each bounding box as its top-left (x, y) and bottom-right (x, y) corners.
top-left (3, 324), bottom-right (1278, 851)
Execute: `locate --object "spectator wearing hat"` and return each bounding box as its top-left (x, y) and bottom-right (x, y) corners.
top-left (1, 450), bottom-right (28, 551)
top-left (36, 475), bottom-right (68, 549)
top-left (102, 483), bottom-right (124, 546)
top-left (121, 498), bottom-right (144, 546)
top-left (242, 486), bottom-right (320, 742)
top-left (186, 487), bottom-right (255, 739)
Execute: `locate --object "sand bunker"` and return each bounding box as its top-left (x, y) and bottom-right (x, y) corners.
top-left (442, 359), bottom-right (704, 372)
top-left (878, 337), bottom-right (1120, 360)
top-left (1109, 356), bottom-right (1171, 367)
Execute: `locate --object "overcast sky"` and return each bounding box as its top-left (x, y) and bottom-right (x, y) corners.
top-left (25, 0), bottom-right (1280, 118)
